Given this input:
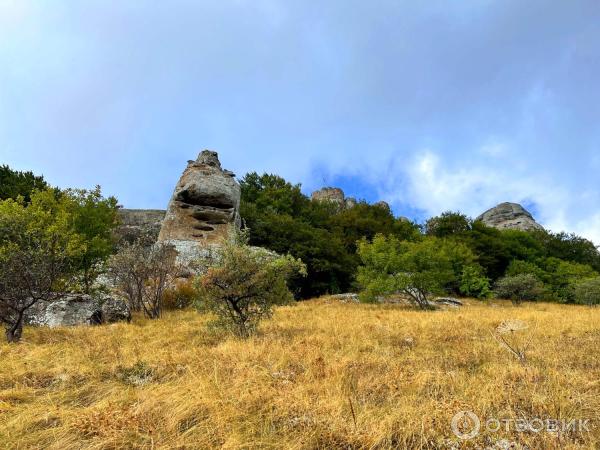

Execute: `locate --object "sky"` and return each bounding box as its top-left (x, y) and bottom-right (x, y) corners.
top-left (1, 1), bottom-right (599, 244)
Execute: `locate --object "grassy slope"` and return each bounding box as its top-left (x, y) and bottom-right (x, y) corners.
top-left (1, 299), bottom-right (599, 449)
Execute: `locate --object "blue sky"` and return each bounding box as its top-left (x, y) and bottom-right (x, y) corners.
top-left (1, 1), bottom-right (599, 243)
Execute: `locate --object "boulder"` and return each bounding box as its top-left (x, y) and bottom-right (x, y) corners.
top-left (115, 209), bottom-right (165, 246)
top-left (24, 294), bottom-right (131, 327)
top-left (311, 187), bottom-right (346, 208)
top-left (476, 202), bottom-right (544, 232)
top-left (158, 150), bottom-right (241, 263)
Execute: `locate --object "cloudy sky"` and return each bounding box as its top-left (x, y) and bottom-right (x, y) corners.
top-left (1, 1), bottom-right (599, 243)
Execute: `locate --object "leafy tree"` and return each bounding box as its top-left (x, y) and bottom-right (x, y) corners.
top-left (357, 235), bottom-right (455, 309)
top-left (425, 211), bottom-right (471, 237)
top-left (195, 230), bottom-right (306, 338)
top-left (0, 165), bottom-right (48, 202)
top-left (573, 278), bottom-right (600, 306)
top-left (0, 192), bottom-right (82, 342)
top-left (460, 265), bottom-right (492, 299)
top-left (493, 274), bottom-right (544, 305)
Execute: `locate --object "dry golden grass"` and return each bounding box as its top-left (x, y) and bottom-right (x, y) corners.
top-left (1, 298), bottom-right (600, 449)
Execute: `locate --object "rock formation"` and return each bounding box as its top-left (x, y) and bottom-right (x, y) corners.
top-left (311, 187), bottom-right (357, 210)
top-left (24, 294), bottom-right (131, 327)
top-left (157, 150), bottom-right (241, 261)
top-left (476, 202), bottom-right (544, 232)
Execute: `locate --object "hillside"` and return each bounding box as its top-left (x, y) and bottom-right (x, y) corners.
top-left (1, 299), bottom-right (599, 449)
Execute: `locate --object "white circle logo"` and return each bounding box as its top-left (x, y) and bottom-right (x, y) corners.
top-left (451, 411), bottom-right (481, 440)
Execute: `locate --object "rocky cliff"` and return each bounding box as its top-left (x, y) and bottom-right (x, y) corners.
top-left (476, 202), bottom-right (544, 232)
top-left (116, 209), bottom-right (165, 245)
top-left (311, 187), bottom-right (357, 210)
top-left (157, 150), bottom-right (241, 261)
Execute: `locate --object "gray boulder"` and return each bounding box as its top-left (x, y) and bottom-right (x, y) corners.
top-left (24, 294), bottom-right (131, 328)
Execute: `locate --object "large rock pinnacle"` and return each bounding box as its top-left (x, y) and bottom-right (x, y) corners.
top-left (157, 150), bottom-right (241, 261)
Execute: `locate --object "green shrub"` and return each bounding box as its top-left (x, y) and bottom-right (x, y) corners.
top-left (459, 265), bottom-right (491, 299)
top-left (573, 278), bottom-right (600, 306)
top-left (162, 279), bottom-right (196, 310)
top-left (493, 274), bottom-right (544, 305)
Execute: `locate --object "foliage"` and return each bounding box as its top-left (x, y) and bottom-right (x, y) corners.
top-left (0, 164), bottom-right (48, 202)
top-left (425, 211), bottom-right (471, 237)
top-left (460, 265), bottom-right (492, 299)
top-left (240, 172), bottom-right (420, 297)
top-left (573, 278), bottom-right (600, 306)
top-left (0, 192), bottom-right (82, 342)
top-left (108, 240), bottom-right (179, 319)
top-left (194, 230), bottom-right (306, 338)
top-left (493, 274), bottom-right (544, 305)
top-left (356, 235), bottom-right (455, 309)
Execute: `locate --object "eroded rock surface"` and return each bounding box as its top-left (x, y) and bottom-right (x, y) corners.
top-left (116, 209), bottom-right (165, 245)
top-left (476, 202), bottom-right (544, 232)
top-left (24, 294), bottom-right (131, 327)
top-left (158, 150), bottom-right (241, 262)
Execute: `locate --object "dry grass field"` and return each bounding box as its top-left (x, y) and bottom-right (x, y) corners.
top-left (1, 298), bottom-right (599, 449)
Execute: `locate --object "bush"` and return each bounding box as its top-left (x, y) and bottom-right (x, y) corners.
top-left (195, 230), bottom-right (306, 338)
top-left (459, 265), bottom-right (491, 299)
top-left (162, 279), bottom-right (196, 310)
top-left (573, 278), bottom-right (600, 306)
top-left (494, 274), bottom-right (544, 305)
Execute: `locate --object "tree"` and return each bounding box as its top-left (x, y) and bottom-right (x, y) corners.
top-left (59, 187), bottom-right (119, 293)
top-left (493, 274), bottom-right (544, 305)
top-left (357, 235), bottom-right (454, 309)
top-left (425, 211), bottom-right (471, 237)
top-left (573, 278), bottom-right (600, 306)
top-left (108, 239), bottom-right (179, 319)
top-left (0, 164), bottom-right (48, 202)
top-left (0, 192), bottom-right (81, 342)
top-left (195, 231), bottom-right (306, 338)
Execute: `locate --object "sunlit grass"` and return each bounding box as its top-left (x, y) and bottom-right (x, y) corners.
top-left (1, 298), bottom-right (599, 449)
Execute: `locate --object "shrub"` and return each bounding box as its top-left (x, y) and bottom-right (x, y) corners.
top-left (108, 240), bottom-right (180, 319)
top-left (195, 231), bottom-right (306, 338)
top-left (162, 279), bottom-right (196, 310)
top-left (493, 274), bottom-right (544, 305)
top-left (573, 278), bottom-right (600, 306)
top-left (460, 265), bottom-right (491, 299)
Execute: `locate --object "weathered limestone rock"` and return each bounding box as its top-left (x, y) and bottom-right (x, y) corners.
top-left (24, 294), bottom-right (131, 327)
top-left (476, 202), bottom-right (544, 232)
top-left (158, 150), bottom-right (241, 262)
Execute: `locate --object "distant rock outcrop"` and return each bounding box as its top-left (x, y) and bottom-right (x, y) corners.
top-left (476, 202), bottom-right (544, 232)
top-left (157, 150), bottom-right (241, 261)
top-left (116, 209), bottom-right (165, 245)
top-left (310, 187), bottom-right (359, 210)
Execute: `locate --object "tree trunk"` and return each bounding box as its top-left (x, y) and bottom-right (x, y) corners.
top-left (5, 317), bottom-right (23, 343)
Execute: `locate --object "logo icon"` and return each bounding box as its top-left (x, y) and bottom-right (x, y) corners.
top-left (451, 411), bottom-right (481, 440)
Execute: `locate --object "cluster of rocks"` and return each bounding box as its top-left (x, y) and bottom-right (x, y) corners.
top-left (310, 187), bottom-right (391, 212)
top-left (476, 202), bottom-right (544, 232)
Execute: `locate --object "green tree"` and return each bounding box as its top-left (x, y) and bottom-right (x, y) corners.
top-left (357, 235), bottom-right (454, 309)
top-left (0, 165), bottom-right (48, 202)
top-left (460, 265), bottom-right (492, 299)
top-left (195, 230), bottom-right (306, 337)
top-left (425, 211), bottom-right (471, 237)
top-left (0, 192), bottom-right (83, 342)
top-left (573, 278), bottom-right (600, 306)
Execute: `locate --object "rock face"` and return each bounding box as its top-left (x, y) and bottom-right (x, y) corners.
top-left (157, 150), bottom-right (241, 261)
top-left (116, 209), bottom-right (165, 245)
top-left (24, 294), bottom-right (131, 327)
top-left (311, 187), bottom-right (358, 210)
top-left (476, 202), bottom-right (544, 232)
